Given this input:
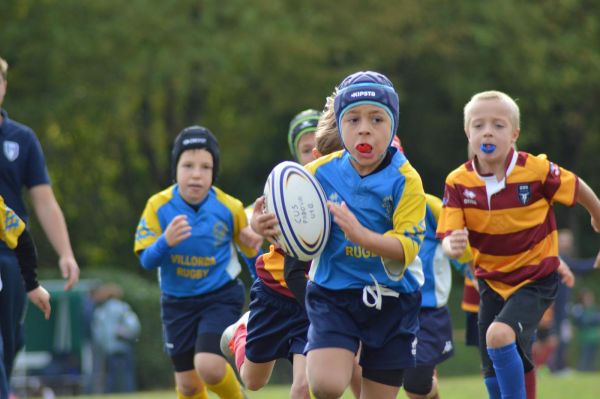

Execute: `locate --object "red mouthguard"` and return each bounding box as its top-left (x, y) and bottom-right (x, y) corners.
top-left (356, 143), bottom-right (372, 153)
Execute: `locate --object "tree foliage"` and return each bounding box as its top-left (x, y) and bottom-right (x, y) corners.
top-left (1, 0), bottom-right (599, 270)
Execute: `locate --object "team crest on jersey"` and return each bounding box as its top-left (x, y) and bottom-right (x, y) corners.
top-left (3, 141), bottom-right (19, 162)
top-left (381, 195), bottom-right (394, 220)
top-left (518, 184), bottom-right (531, 205)
top-left (212, 221), bottom-right (228, 246)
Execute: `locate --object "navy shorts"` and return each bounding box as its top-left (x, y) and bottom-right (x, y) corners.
top-left (160, 279), bottom-right (245, 358)
top-left (478, 272), bottom-right (558, 376)
top-left (415, 306), bottom-right (454, 367)
top-left (305, 282), bottom-right (420, 371)
top-left (245, 279), bottom-right (309, 363)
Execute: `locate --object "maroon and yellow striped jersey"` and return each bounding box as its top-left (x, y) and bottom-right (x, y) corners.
top-left (255, 245), bottom-right (309, 298)
top-left (462, 277), bottom-right (480, 313)
top-left (437, 149), bottom-right (578, 299)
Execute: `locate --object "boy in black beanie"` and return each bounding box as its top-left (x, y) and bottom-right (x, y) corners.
top-left (135, 125), bottom-right (261, 399)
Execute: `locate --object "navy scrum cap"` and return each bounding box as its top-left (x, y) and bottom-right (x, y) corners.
top-left (171, 125), bottom-right (220, 184)
top-left (333, 71), bottom-right (399, 146)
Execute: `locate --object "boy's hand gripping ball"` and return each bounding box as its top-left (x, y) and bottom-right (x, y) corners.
top-left (263, 161), bottom-right (330, 261)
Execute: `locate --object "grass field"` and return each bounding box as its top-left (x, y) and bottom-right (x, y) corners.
top-left (56, 370), bottom-right (598, 398)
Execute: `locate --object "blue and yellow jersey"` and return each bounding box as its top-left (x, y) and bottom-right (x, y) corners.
top-left (0, 195), bottom-right (26, 249)
top-left (304, 148), bottom-right (426, 293)
top-left (419, 194), bottom-right (472, 308)
top-left (134, 185), bottom-right (257, 297)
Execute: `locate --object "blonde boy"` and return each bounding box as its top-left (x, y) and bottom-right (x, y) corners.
top-left (437, 90), bottom-right (600, 399)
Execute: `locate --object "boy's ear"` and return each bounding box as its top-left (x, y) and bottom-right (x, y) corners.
top-left (512, 128), bottom-right (520, 143)
top-left (312, 148), bottom-right (321, 159)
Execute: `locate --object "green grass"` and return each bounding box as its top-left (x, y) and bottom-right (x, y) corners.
top-left (56, 370), bottom-right (598, 398)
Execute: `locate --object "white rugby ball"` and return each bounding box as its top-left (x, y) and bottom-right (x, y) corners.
top-left (263, 161), bottom-right (330, 261)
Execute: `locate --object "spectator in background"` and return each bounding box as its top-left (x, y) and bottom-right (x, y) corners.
top-left (0, 55), bottom-right (80, 398)
top-left (91, 283), bottom-right (141, 393)
top-left (571, 289), bottom-right (600, 371)
top-left (549, 229), bottom-right (599, 374)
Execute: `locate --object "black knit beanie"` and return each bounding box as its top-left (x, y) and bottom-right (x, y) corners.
top-left (171, 125), bottom-right (220, 184)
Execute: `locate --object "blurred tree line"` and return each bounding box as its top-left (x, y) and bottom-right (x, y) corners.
top-left (2, 0), bottom-right (599, 270)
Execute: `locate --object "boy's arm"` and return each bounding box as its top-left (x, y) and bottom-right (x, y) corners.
top-left (13, 229), bottom-right (40, 292)
top-left (442, 229), bottom-right (469, 259)
top-left (328, 201), bottom-right (408, 262)
top-left (250, 196), bottom-right (280, 246)
top-left (13, 229), bottom-right (51, 319)
top-left (283, 255), bottom-right (310, 309)
top-left (29, 185), bottom-right (79, 290)
top-left (138, 214), bottom-right (190, 269)
top-left (557, 258), bottom-right (575, 288)
top-left (576, 178), bottom-right (600, 232)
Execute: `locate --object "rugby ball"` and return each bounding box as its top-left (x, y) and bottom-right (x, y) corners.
top-left (263, 161), bottom-right (330, 261)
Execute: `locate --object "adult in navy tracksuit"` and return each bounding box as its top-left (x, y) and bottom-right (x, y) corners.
top-left (0, 55), bottom-right (80, 399)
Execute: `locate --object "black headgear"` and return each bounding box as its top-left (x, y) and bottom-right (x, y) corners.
top-left (171, 125), bottom-right (220, 184)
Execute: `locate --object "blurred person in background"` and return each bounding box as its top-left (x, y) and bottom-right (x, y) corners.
top-left (571, 289), bottom-right (600, 372)
top-left (0, 55), bottom-right (79, 399)
top-left (548, 229), bottom-right (599, 374)
top-left (91, 283), bottom-right (140, 393)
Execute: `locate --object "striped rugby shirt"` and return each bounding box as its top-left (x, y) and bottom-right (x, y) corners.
top-left (436, 149), bottom-right (578, 299)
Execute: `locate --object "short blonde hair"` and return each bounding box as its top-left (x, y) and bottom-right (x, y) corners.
top-left (464, 90), bottom-right (520, 131)
top-left (0, 57), bottom-right (8, 81)
top-left (315, 93), bottom-right (343, 156)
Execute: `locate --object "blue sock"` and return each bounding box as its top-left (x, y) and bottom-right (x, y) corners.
top-left (484, 376), bottom-right (501, 399)
top-left (487, 343), bottom-right (525, 399)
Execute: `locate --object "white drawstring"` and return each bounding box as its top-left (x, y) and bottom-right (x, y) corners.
top-left (362, 273), bottom-right (399, 310)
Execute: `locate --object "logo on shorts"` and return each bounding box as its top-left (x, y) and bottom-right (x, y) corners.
top-left (3, 141), bottom-right (19, 162)
top-left (411, 338), bottom-right (418, 357)
top-left (442, 340), bottom-right (453, 354)
top-left (517, 184), bottom-right (531, 205)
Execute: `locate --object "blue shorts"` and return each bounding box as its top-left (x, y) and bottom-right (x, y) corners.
top-left (415, 306), bottom-right (454, 366)
top-left (160, 279), bottom-right (245, 357)
top-left (245, 279), bottom-right (309, 363)
top-left (305, 282), bottom-right (420, 371)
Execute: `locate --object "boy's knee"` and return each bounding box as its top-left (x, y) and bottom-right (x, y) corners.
top-left (176, 381), bottom-right (200, 397)
top-left (289, 379), bottom-right (310, 399)
top-left (242, 373), bottom-right (268, 392)
top-left (310, 385), bottom-right (346, 399)
top-left (486, 321), bottom-right (516, 348)
top-left (309, 375), bottom-right (347, 399)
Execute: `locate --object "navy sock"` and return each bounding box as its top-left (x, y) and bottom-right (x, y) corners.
top-left (484, 375), bottom-right (501, 399)
top-left (487, 343), bottom-right (525, 399)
